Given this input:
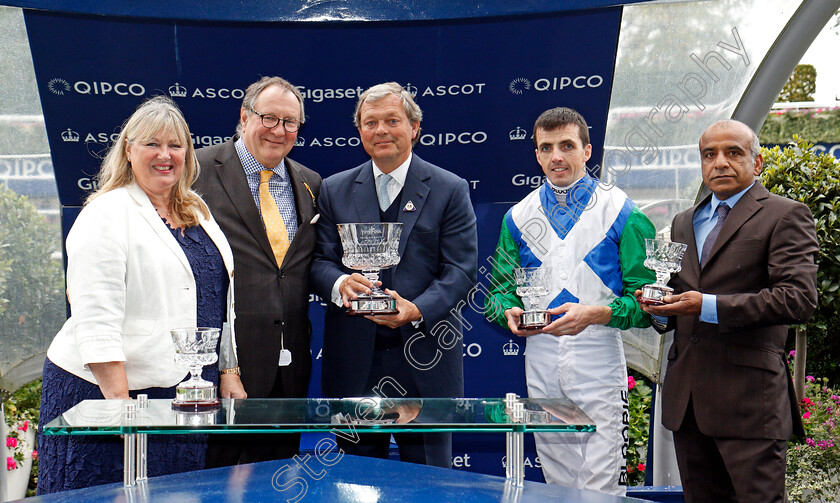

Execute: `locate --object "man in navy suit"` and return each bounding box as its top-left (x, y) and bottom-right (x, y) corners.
top-left (311, 82), bottom-right (477, 467)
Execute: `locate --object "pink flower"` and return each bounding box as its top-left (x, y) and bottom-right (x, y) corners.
top-left (638, 463), bottom-right (645, 472)
top-left (6, 456), bottom-right (16, 471)
top-left (789, 350), bottom-right (796, 357)
top-left (803, 411), bottom-right (811, 419)
top-left (31, 450), bottom-right (38, 461)
top-left (802, 397), bottom-right (813, 406)
top-left (628, 376), bottom-right (636, 391)
top-left (806, 376), bottom-right (816, 382)
top-left (806, 438), bottom-right (816, 447)
top-left (17, 420), bottom-right (28, 433)
top-left (5, 437), bottom-right (17, 449)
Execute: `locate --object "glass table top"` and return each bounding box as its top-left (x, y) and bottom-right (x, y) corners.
top-left (43, 397), bottom-right (595, 435)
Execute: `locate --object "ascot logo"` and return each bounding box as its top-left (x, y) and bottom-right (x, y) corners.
top-left (168, 83), bottom-right (188, 98)
top-left (509, 126), bottom-right (528, 141)
top-left (404, 82), bottom-right (419, 96)
top-left (61, 128), bottom-right (80, 142)
top-left (509, 77), bottom-right (530, 95)
top-left (48, 78), bottom-right (70, 96)
top-left (294, 137), bottom-right (305, 147)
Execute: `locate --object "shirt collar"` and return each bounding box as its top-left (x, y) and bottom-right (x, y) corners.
top-left (372, 152), bottom-right (412, 188)
top-left (235, 138), bottom-right (287, 179)
top-left (709, 181), bottom-right (755, 215)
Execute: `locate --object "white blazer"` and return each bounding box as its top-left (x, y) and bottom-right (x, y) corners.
top-left (47, 183), bottom-right (237, 390)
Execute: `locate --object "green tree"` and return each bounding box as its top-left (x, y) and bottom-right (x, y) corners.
top-left (761, 137), bottom-right (840, 381)
top-left (778, 64), bottom-right (817, 102)
top-left (0, 185), bottom-right (65, 386)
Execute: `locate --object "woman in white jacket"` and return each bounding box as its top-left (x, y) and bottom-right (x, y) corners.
top-left (37, 96), bottom-right (246, 494)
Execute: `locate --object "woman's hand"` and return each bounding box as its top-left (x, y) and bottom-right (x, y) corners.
top-left (88, 361), bottom-right (131, 399)
top-left (220, 374), bottom-right (247, 399)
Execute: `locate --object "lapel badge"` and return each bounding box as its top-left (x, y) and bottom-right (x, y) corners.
top-left (403, 201), bottom-right (416, 212)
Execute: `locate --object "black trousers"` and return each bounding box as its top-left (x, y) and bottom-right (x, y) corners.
top-left (336, 345), bottom-right (451, 468)
top-left (205, 368), bottom-right (300, 468)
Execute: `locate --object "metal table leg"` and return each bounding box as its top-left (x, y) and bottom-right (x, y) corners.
top-left (504, 395), bottom-right (525, 486)
top-left (123, 402), bottom-right (138, 487)
top-left (136, 395), bottom-right (148, 482)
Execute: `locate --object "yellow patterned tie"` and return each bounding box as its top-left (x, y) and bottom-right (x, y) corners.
top-left (259, 170), bottom-right (290, 268)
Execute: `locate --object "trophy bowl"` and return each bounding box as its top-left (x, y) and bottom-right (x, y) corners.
top-left (338, 222), bottom-right (403, 315)
top-left (640, 239), bottom-right (688, 305)
top-left (170, 327), bottom-right (221, 410)
top-left (514, 266), bottom-right (552, 330)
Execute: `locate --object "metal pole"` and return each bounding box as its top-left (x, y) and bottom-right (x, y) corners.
top-left (511, 402), bottom-right (525, 486)
top-left (793, 326), bottom-right (807, 402)
top-left (504, 393), bottom-right (517, 480)
top-left (136, 395), bottom-right (148, 482)
top-left (123, 402), bottom-right (137, 487)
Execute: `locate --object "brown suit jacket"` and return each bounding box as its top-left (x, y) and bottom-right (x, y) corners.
top-left (661, 182), bottom-right (817, 440)
top-left (194, 139), bottom-right (321, 398)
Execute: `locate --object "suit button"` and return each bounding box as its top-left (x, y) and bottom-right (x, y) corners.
top-left (279, 272), bottom-right (285, 279)
top-left (274, 320), bottom-right (281, 327)
top-left (690, 336), bottom-right (699, 343)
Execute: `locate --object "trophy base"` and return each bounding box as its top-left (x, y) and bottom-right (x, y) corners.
top-left (347, 295), bottom-right (399, 316)
top-left (640, 284), bottom-right (674, 305)
top-left (175, 409), bottom-right (219, 425)
top-left (518, 310), bottom-right (550, 330)
top-left (172, 383), bottom-right (220, 411)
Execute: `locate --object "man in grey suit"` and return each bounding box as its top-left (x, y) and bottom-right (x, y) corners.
top-left (641, 120), bottom-right (818, 502)
top-left (194, 76), bottom-right (321, 465)
top-left (310, 82), bottom-right (477, 467)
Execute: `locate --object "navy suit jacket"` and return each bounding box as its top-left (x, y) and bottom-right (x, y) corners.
top-left (310, 153), bottom-right (477, 399)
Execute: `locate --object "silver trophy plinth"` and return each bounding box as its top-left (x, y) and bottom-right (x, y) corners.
top-left (170, 327), bottom-right (221, 410)
top-left (640, 238), bottom-right (688, 305)
top-left (514, 266), bottom-right (552, 330)
top-left (338, 222), bottom-right (403, 315)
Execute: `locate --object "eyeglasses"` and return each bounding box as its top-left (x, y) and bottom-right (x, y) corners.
top-left (249, 108), bottom-right (302, 133)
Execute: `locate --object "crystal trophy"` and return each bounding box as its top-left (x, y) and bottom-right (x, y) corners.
top-left (640, 238), bottom-right (688, 305)
top-left (170, 327), bottom-right (221, 410)
top-left (338, 222), bottom-right (403, 315)
top-left (514, 266), bottom-right (552, 329)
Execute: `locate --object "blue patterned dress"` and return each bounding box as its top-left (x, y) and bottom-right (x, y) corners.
top-left (37, 222), bottom-right (228, 494)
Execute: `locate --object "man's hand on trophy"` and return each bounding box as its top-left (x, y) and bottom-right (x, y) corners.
top-left (364, 289), bottom-right (421, 328)
top-left (541, 303), bottom-right (611, 336)
top-left (340, 272), bottom-right (378, 308)
top-left (504, 307), bottom-right (542, 337)
top-left (639, 290), bottom-right (702, 316)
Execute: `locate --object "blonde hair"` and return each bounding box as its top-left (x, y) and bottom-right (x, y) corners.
top-left (88, 96), bottom-right (209, 227)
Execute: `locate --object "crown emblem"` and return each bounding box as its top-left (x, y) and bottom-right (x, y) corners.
top-left (509, 126), bottom-right (527, 141)
top-left (294, 136), bottom-right (305, 147)
top-left (61, 128), bottom-right (80, 142)
top-left (503, 339), bottom-right (520, 356)
top-left (404, 83), bottom-right (418, 96)
top-left (168, 83), bottom-right (187, 98)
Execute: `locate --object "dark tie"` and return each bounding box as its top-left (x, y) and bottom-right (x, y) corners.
top-left (700, 203), bottom-right (730, 267)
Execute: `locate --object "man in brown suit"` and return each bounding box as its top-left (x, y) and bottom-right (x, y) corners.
top-left (640, 120), bottom-right (818, 502)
